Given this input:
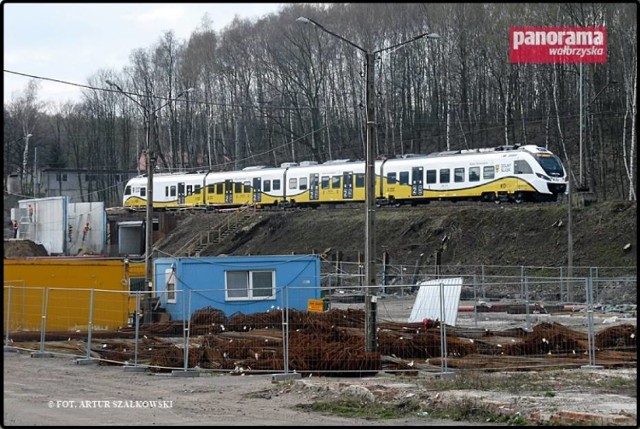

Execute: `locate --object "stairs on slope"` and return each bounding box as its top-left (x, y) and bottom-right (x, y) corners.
top-left (174, 204), bottom-right (257, 257)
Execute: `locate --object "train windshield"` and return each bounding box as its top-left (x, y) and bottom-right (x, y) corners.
top-left (535, 154), bottom-right (565, 177)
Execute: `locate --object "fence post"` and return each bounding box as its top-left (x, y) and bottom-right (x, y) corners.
top-left (183, 289), bottom-right (190, 371)
top-left (560, 267), bottom-right (565, 303)
top-left (437, 281), bottom-right (454, 379)
top-left (472, 274), bottom-right (478, 328)
top-left (172, 289), bottom-right (199, 377)
top-left (582, 276), bottom-right (603, 370)
top-left (134, 291), bottom-right (140, 365)
top-left (31, 288), bottom-right (53, 358)
top-left (124, 291), bottom-right (146, 372)
top-left (4, 286), bottom-right (15, 352)
top-left (283, 286), bottom-right (289, 375)
top-left (76, 288), bottom-right (97, 364)
top-left (272, 285), bottom-right (300, 382)
top-left (524, 275), bottom-right (530, 329)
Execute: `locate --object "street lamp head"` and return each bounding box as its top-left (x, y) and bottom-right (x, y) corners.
top-left (296, 16), bottom-right (311, 24)
top-left (426, 32), bottom-right (441, 40)
top-left (25, 134), bottom-right (33, 138)
top-left (105, 79), bottom-right (125, 94)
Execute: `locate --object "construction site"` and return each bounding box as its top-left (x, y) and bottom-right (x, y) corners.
top-left (3, 197), bottom-right (637, 425)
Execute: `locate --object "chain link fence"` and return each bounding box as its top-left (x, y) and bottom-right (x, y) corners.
top-left (4, 265), bottom-right (637, 375)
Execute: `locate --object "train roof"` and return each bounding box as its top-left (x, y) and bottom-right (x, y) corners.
top-left (424, 144), bottom-right (553, 158)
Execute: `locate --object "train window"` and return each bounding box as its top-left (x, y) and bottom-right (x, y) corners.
top-left (244, 181), bottom-right (251, 192)
top-left (299, 177), bottom-right (308, 190)
top-left (234, 182), bottom-right (242, 193)
top-left (216, 183), bottom-right (223, 194)
top-left (170, 186), bottom-right (176, 197)
top-left (454, 168), bottom-right (465, 183)
top-left (399, 171), bottom-right (409, 184)
top-left (426, 170), bottom-right (437, 184)
top-left (263, 180), bottom-right (271, 192)
top-left (195, 185), bottom-right (201, 195)
top-left (483, 166), bottom-right (495, 179)
top-left (388, 173), bottom-right (397, 184)
top-left (514, 160), bottom-right (533, 174)
top-left (321, 176), bottom-right (330, 189)
top-left (289, 178), bottom-right (298, 189)
top-left (273, 179), bottom-right (281, 191)
top-left (469, 167), bottom-right (480, 182)
top-left (124, 185), bottom-right (131, 196)
top-left (355, 173), bottom-right (365, 188)
top-left (331, 176), bottom-right (341, 189)
top-left (208, 184), bottom-right (215, 193)
top-left (440, 169), bottom-right (450, 183)
top-left (165, 187), bottom-right (169, 197)
top-left (186, 185), bottom-right (193, 195)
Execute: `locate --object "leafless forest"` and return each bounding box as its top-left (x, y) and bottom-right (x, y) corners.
top-left (3, 3), bottom-right (637, 204)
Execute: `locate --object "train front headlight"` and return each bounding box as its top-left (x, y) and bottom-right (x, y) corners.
top-left (536, 172), bottom-right (551, 181)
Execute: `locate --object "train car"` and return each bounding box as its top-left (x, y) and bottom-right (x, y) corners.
top-left (281, 160), bottom-right (366, 207)
top-left (122, 171), bottom-right (207, 210)
top-left (378, 144), bottom-right (567, 205)
top-left (202, 166), bottom-right (286, 208)
top-left (122, 144), bottom-right (567, 210)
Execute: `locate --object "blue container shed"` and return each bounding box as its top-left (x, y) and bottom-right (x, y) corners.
top-left (153, 254), bottom-right (321, 320)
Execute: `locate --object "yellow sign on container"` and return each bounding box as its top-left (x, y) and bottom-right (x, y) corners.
top-left (307, 299), bottom-right (325, 313)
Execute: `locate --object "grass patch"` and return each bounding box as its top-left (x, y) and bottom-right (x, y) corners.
top-left (295, 398), bottom-right (421, 419)
top-left (296, 396), bottom-right (533, 425)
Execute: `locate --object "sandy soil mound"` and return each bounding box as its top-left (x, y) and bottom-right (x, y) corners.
top-left (3, 239), bottom-right (49, 257)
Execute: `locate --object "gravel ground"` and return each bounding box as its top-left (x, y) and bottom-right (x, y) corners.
top-left (3, 349), bottom-right (636, 426)
top-left (3, 351), bottom-right (500, 426)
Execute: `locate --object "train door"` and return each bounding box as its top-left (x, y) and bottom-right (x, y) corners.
top-left (224, 180), bottom-right (233, 204)
top-left (342, 171), bottom-right (353, 199)
top-left (411, 167), bottom-right (424, 196)
top-left (309, 173), bottom-right (319, 201)
top-left (252, 177), bottom-right (262, 203)
top-left (177, 182), bottom-right (186, 205)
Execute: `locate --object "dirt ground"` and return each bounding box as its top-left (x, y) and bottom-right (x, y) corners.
top-left (3, 239), bottom-right (49, 257)
top-left (158, 200), bottom-right (637, 271)
top-left (3, 349), bottom-right (637, 427)
top-left (4, 351), bottom-right (507, 427)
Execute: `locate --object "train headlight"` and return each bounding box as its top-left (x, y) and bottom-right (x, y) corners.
top-left (536, 172), bottom-right (551, 181)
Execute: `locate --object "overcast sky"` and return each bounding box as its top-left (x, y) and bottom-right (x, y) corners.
top-left (3, 2), bottom-right (284, 105)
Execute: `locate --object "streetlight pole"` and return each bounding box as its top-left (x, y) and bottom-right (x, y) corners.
top-left (297, 17), bottom-right (439, 351)
top-left (22, 133), bottom-right (33, 194)
top-left (106, 80), bottom-right (193, 323)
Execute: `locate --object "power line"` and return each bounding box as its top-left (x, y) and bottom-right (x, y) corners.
top-left (4, 69), bottom-right (330, 111)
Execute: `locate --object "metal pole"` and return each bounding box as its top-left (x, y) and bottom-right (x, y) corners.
top-left (33, 147), bottom-right (37, 197)
top-left (439, 282), bottom-right (448, 373)
top-left (567, 170), bottom-right (573, 301)
top-left (283, 287), bottom-right (289, 374)
top-left (183, 289), bottom-right (190, 371)
top-left (144, 106), bottom-right (154, 324)
top-left (86, 289), bottom-right (94, 360)
top-left (295, 17), bottom-right (438, 353)
top-left (39, 288), bottom-right (49, 353)
top-left (364, 50), bottom-right (377, 353)
top-left (5, 286), bottom-right (11, 347)
top-left (579, 63), bottom-right (583, 188)
top-left (133, 291), bottom-right (140, 366)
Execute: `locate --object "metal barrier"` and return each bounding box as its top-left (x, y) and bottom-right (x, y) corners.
top-left (2, 272), bottom-right (636, 374)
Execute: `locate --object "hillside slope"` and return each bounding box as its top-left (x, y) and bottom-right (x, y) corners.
top-left (159, 200), bottom-right (636, 271)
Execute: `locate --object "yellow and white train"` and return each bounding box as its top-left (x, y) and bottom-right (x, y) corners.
top-left (122, 144), bottom-right (567, 210)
